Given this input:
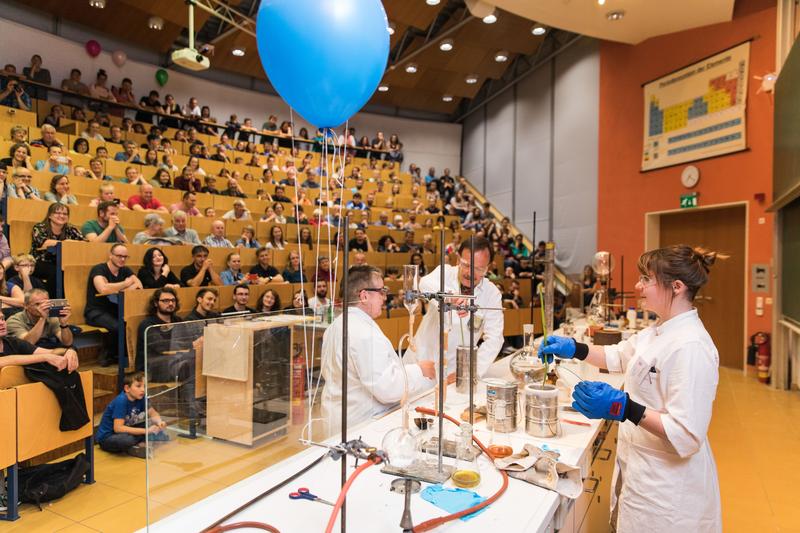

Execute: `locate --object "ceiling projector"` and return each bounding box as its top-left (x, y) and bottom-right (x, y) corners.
top-left (171, 48), bottom-right (210, 71)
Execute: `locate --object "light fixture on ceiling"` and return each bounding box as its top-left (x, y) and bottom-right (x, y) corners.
top-left (387, 22), bottom-right (396, 35)
top-left (378, 84), bottom-right (389, 92)
top-left (405, 63), bottom-right (418, 74)
top-left (606, 10), bottom-right (625, 21)
top-left (439, 38), bottom-right (454, 52)
top-left (494, 50), bottom-right (509, 63)
top-left (426, 0), bottom-right (441, 5)
top-left (442, 94), bottom-right (454, 102)
top-left (482, 11), bottom-right (497, 24)
top-left (597, 0), bottom-right (606, 5)
top-left (465, 74), bottom-right (479, 84)
top-left (89, 0), bottom-right (105, 8)
top-left (148, 16), bottom-right (164, 30)
top-left (531, 24), bottom-right (547, 36)
top-left (232, 47), bottom-right (246, 57)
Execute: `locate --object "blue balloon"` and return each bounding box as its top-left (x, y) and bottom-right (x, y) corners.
top-left (256, 0), bottom-right (389, 128)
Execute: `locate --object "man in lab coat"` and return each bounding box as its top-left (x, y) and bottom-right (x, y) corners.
top-left (321, 265), bottom-right (435, 434)
top-left (406, 236), bottom-right (504, 381)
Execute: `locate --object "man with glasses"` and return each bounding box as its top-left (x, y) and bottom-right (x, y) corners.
top-left (406, 236), bottom-right (504, 382)
top-left (85, 243), bottom-right (142, 366)
top-left (134, 287), bottom-right (184, 374)
top-left (8, 168), bottom-right (42, 200)
top-left (320, 265), bottom-right (435, 432)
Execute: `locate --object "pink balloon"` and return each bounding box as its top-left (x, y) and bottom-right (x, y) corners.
top-left (111, 50), bottom-right (127, 67)
top-left (85, 40), bottom-right (101, 58)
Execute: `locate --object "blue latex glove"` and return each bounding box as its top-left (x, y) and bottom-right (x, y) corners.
top-left (571, 381), bottom-right (627, 421)
top-left (420, 485), bottom-right (488, 522)
top-left (538, 335), bottom-right (576, 363)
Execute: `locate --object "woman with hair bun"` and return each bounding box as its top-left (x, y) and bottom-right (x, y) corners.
top-left (540, 244), bottom-right (726, 533)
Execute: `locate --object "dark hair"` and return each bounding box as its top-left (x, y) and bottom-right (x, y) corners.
top-left (191, 245), bottom-right (210, 256)
top-left (637, 244), bottom-right (727, 301)
top-left (409, 252), bottom-right (427, 275)
top-left (233, 283), bottom-right (249, 295)
top-left (260, 289), bottom-right (281, 312)
top-left (458, 236), bottom-right (494, 261)
top-left (182, 190), bottom-right (195, 200)
top-left (96, 69), bottom-right (107, 78)
top-left (9, 142), bottom-right (30, 159)
top-left (42, 200), bottom-right (69, 223)
top-left (143, 247), bottom-right (169, 273)
top-left (122, 77), bottom-right (132, 85)
top-left (344, 265), bottom-right (382, 303)
top-left (153, 168), bottom-right (171, 186)
top-left (196, 287), bottom-right (218, 301)
top-left (269, 226), bottom-right (285, 247)
top-left (72, 138), bottom-right (89, 153)
top-left (97, 200), bottom-right (117, 215)
top-left (123, 372), bottom-right (144, 388)
top-left (148, 287), bottom-right (180, 316)
top-left (299, 226), bottom-right (313, 250)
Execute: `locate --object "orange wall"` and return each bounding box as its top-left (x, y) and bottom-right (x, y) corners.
top-left (598, 0), bottom-right (776, 337)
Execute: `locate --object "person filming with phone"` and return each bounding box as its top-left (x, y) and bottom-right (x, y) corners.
top-left (6, 288), bottom-right (74, 349)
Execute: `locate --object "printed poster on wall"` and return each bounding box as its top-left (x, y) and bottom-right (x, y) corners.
top-left (641, 41), bottom-right (749, 171)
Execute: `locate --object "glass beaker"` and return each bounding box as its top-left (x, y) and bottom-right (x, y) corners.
top-left (403, 264), bottom-right (420, 315)
top-left (451, 422), bottom-right (481, 488)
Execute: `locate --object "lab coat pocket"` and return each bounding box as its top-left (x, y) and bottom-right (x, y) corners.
top-left (627, 357), bottom-right (662, 409)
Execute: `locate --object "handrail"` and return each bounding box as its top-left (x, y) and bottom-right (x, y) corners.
top-left (0, 73), bottom-right (393, 157)
top-left (458, 175), bottom-right (575, 294)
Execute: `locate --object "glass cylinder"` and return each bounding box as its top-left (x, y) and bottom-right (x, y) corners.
top-left (403, 264), bottom-right (419, 315)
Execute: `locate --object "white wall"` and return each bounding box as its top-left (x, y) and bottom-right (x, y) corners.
top-left (0, 17), bottom-right (462, 173)
top-left (461, 38), bottom-right (599, 274)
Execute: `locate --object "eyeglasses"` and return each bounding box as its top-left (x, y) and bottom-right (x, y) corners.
top-left (362, 287), bottom-right (389, 295)
top-left (158, 298), bottom-right (176, 303)
top-left (113, 254), bottom-right (129, 259)
top-left (459, 260), bottom-right (489, 276)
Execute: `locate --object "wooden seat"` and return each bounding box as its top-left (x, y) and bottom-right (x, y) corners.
top-left (0, 388), bottom-right (17, 521)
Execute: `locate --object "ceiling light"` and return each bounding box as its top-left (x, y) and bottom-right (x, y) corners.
top-left (442, 94), bottom-right (454, 102)
top-left (465, 74), bottom-right (479, 84)
top-left (232, 47), bottom-right (245, 57)
top-left (405, 63), bottom-right (418, 74)
top-left (606, 10), bottom-right (625, 21)
top-left (531, 24), bottom-right (547, 36)
top-left (597, 0), bottom-right (606, 5)
top-left (482, 12), bottom-right (497, 24)
top-left (378, 85), bottom-right (389, 92)
top-left (89, 0), bottom-right (105, 8)
top-left (387, 22), bottom-right (396, 35)
top-left (426, 0), bottom-right (440, 5)
top-left (439, 39), bottom-right (454, 52)
top-left (494, 50), bottom-right (509, 63)
top-left (148, 16), bottom-right (164, 30)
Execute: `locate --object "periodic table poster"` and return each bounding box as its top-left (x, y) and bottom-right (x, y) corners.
top-left (641, 42), bottom-right (749, 171)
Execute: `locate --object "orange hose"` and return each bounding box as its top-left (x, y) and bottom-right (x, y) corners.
top-left (324, 457), bottom-right (381, 533)
top-left (206, 521), bottom-right (280, 532)
top-left (412, 406), bottom-right (510, 533)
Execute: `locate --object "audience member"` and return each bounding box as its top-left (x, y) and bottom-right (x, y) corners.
top-left (169, 191), bottom-right (201, 216)
top-left (31, 203), bottom-right (86, 296)
top-left (43, 174), bottom-right (78, 205)
top-left (250, 247), bottom-right (283, 284)
top-left (60, 68), bottom-right (90, 107)
top-left (133, 214), bottom-right (178, 246)
top-left (219, 252), bottom-right (245, 286)
top-left (164, 211), bottom-right (201, 245)
top-left (85, 244), bottom-right (142, 366)
top-left (6, 288), bottom-right (73, 348)
top-left (203, 220), bottom-right (233, 248)
top-left (81, 201), bottom-right (127, 243)
top-left (22, 54), bottom-right (51, 99)
top-left (235, 225), bottom-right (260, 249)
top-left (137, 248), bottom-right (181, 290)
top-left (258, 289), bottom-right (281, 313)
top-left (180, 245), bottom-right (222, 287)
top-left (184, 288), bottom-right (220, 322)
top-left (35, 145), bottom-right (72, 174)
top-left (223, 284), bottom-right (256, 314)
top-left (128, 183), bottom-right (168, 212)
top-left (282, 251), bottom-right (305, 283)
top-left (0, 76), bottom-right (31, 111)
top-left (222, 199), bottom-right (251, 221)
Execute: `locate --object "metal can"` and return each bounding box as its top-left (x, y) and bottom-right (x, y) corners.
top-left (456, 346), bottom-right (477, 394)
top-left (524, 384), bottom-right (559, 438)
top-left (484, 378), bottom-right (517, 433)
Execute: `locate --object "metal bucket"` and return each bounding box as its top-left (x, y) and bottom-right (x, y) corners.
top-left (524, 384), bottom-right (559, 438)
top-left (485, 378), bottom-right (517, 433)
top-left (456, 346), bottom-right (477, 394)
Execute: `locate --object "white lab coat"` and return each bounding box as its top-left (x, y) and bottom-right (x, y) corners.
top-left (405, 264), bottom-right (504, 378)
top-left (320, 307), bottom-right (434, 434)
top-left (603, 309), bottom-right (721, 533)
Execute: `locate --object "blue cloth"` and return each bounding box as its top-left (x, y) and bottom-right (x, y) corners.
top-left (34, 160), bottom-right (69, 174)
top-left (420, 485), bottom-right (488, 522)
top-left (220, 269), bottom-right (245, 286)
top-left (96, 391), bottom-right (146, 443)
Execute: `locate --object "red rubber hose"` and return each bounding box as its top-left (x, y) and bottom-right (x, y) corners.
top-left (206, 521), bottom-right (280, 532)
top-left (412, 406), bottom-right (510, 533)
top-left (324, 457), bottom-right (382, 533)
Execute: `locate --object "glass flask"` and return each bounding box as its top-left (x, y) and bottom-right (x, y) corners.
top-left (451, 422), bottom-right (481, 489)
top-left (382, 427), bottom-right (417, 469)
top-left (414, 417), bottom-right (438, 467)
top-left (403, 264), bottom-right (420, 315)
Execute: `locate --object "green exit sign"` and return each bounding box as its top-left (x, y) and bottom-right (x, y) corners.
top-left (680, 192), bottom-right (698, 208)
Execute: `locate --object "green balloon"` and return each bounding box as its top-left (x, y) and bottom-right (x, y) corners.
top-left (155, 69), bottom-right (169, 87)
